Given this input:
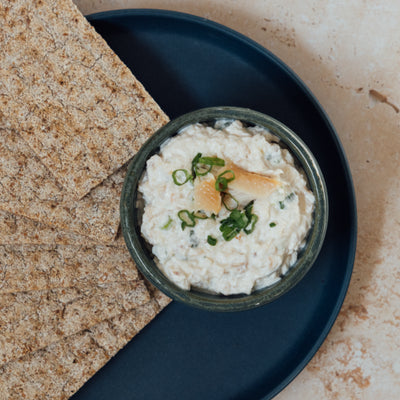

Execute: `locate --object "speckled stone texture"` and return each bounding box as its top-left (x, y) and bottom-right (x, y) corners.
top-left (74, 0), bottom-right (400, 398)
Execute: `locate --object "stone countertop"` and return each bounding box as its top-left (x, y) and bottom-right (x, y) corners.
top-left (75, 1), bottom-right (400, 398)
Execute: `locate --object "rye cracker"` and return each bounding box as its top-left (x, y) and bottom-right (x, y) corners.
top-left (0, 128), bottom-right (124, 243)
top-left (0, 210), bottom-right (95, 246)
top-left (0, 280), bottom-right (150, 365)
top-left (0, 0), bottom-right (169, 199)
top-left (0, 244), bottom-right (137, 294)
top-left (0, 296), bottom-right (170, 400)
top-left (0, 209), bottom-right (126, 246)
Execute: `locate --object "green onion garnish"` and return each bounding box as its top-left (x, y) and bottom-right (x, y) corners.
top-left (244, 200), bottom-right (254, 217)
top-left (279, 201), bottom-right (285, 209)
top-left (207, 235), bottom-right (217, 246)
top-left (193, 210), bottom-right (208, 219)
top-left (269, 222), bottom-right (276, 228)
top-left (161, 216), bottom-right (173, 230)
top-left (218, 170), bottom-right (235, 181)
top-left (197, 156), bottom-right (225, 166)
top-left (192, 155), bottom-right (225, 177)
top-left (218, 201), bottom-right (258, 240)
top-left (178, 210), bottom-right (196, 230)
top-left (220, 224), bottom-right (241, 241)
top-left (222, 193), bottom-right (239, 211)
top-left (194, 163), bottom-right (212, 176)
top-left (191, 153), bottom-right (202, 178)
top-left (215, 170), bottom-right (235, 192)
top-left (172, 169), bottom-right (191, 185)
top-left (219, 209), bottom-right (249, 241)
top-left (244, 214), bottom-right (258, 234)
top-left (215, 176), bottom-right (228, 192)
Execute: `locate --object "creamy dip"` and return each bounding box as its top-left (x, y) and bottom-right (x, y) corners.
top-left (138, 120), bottom-right (315, 295)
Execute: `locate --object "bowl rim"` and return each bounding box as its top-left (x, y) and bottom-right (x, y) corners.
top-left (120, 106), bottom-right (329, 312)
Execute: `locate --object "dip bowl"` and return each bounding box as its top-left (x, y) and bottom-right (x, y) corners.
top-left (120, 107), bottom-right (328, 312)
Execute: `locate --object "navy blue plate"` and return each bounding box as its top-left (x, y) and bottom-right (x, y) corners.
top-left (73, 9), bottom-right (356, 400)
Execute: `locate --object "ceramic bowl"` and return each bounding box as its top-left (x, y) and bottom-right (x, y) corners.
top-left (120, 107), bottom-right (328, 312)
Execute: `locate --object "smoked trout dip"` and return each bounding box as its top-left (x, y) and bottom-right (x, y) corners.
top-left (138, 120), bottom-right (315, 295)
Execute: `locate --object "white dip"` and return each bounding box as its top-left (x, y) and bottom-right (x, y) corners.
top-left (139, 120), bottom-right (315, 295)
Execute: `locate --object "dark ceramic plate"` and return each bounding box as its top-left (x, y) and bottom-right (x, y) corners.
top-left (73, 9), bottom-right (356, 400)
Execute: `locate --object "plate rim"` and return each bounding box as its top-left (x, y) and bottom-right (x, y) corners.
top-left (86, 9), bottom-right (357, 400)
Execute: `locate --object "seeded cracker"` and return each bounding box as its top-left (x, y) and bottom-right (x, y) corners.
top-left (0, 128), bottom-right (123, 243)
top-left (0, 210), bottom-right (88, 245)
top-left (0, 280), bottom-right (150, 365)
top-left (0, 1), bottom-right (172, 398)
top-left (0, 209), bottom-right (126, 246)
top-left (0, 0), bottom-right (169, 199)
top-left (0, 294), bottom-right (171, 400)
top-left (0, 244), bottom-right (138, 294)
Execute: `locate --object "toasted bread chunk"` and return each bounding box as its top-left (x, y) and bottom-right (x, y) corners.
top-left (193, 175), bottom-right (222, 214)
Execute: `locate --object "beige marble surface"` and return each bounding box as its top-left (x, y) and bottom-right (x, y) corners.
top-left (74, 0), bottom-right (400, 398)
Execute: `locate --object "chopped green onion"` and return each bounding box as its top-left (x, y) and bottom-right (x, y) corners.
top-left (178, 210), bottom-right (196, 230)
top-left (244, 200), bottom-right (254, 217)
top-left (218, 200), bottom-right (258, 240)
top-left (220, 209), bottom-right (247, 229)
top-left (194, 163), bottom-right (212, 176)
top-left (218, 169), bottom-right (235, 182)
top-left (191, 153), bottom-right (202, 178)
top-left (269, 222), bottom-right (276, 228)
top-left (207, 235), bottom-right (217, 246)
top-left (279, 201), bottom-right (285, 209)
top-left (215, 170), bottom-right (235, 192)
top-left (161, 216), bottom-right (173, 230)
top-left (215, 176), bottom-right (228, 192)
top-left (172, 169), bottom-right (191, 185)
top-left (193, 210), bottom-right (208, 219)
top-left (197, 156), bottom-right (225, 166)
top-left (222, 193), bottom-right (239, 211)
top-left (210, 213), bottom-right (217, 220)
top-left (219, 209), bottom-right (249, 241)
top-left (244, 214), bottom-right (258, 234)
top-left (220, 225), bottom-right (241, 241)
top-left (192, 156), bottom-right (225, 176)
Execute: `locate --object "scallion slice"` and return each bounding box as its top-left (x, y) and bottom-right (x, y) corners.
top-left (244, 214), bottom-right (258, 234)
top-left (207, 235), bottom-right (217, 246)
top-left (197, 156), bottom-right (225, 166)
top-left (218, 200), bottom-right (258, 240)
top-left (172, 169), bottom-right (191, 185)
top-left (193, 210), bottom-right (208, 219)
top-left (219, 209), bottom-right (248, 241)
top-left (191, 153), bottom-right (202, 178)
top-left (215, 170), bottom-right (235, 192)
top-left (220, 225), bottom-right (241, 241)
top-left (244, 200), bottom-right (254, 217)
top-left (218, 169), bottom-right (235, 182)
top-left (215, 176), bottom-right (228, 192)
top-left (222, 193), bottom-right (239, 211)
top-left (161, 216), bottom-right (173, 230)
top-left (194, 163), bottom-right (212, 176)
top-left (178, 210), bottom-right (196, 230)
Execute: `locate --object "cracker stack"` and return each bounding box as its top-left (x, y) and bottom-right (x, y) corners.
top-left (0, 0), bottom-right (171, 398)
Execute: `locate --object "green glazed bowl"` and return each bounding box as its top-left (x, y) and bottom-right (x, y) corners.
top-left (120, 107), bottom-right (328, 312)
